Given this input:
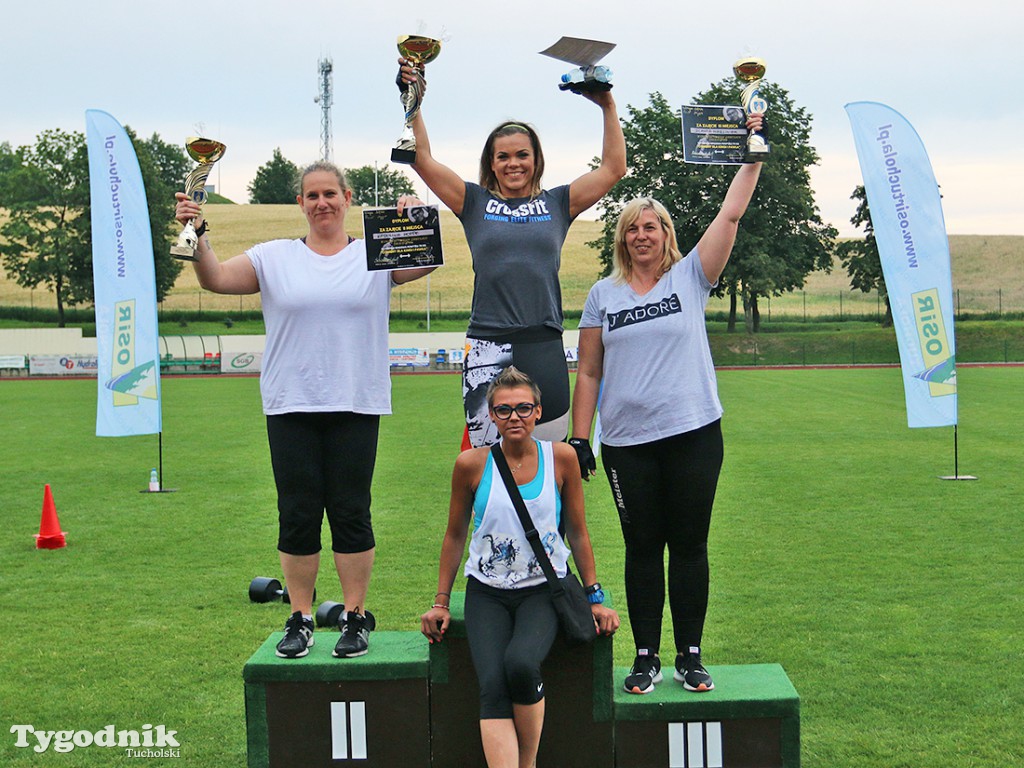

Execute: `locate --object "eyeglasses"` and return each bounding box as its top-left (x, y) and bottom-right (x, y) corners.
top-left (491, 402), bottom-right (537, 420)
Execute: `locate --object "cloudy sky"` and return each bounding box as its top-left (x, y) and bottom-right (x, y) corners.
top-left (5, 1), bottom-right (1020, 236)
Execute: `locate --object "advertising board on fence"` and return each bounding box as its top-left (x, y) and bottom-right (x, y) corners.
top-left (29, 355), bottom-right (99, 376)
top-left (221, 351), bottom-right (264, 374)
top-left (388, 348), bottom-right (430, 367)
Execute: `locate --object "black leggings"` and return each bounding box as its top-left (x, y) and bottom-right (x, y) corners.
top-left (600, 420), bottom-right (723, 653)
top-left (464, 577), bottom-right (559, 719)
top-left (266, 411), bottom-right (380, 555)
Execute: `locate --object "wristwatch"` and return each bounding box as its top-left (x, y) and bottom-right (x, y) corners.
top-left (585, 582), bottom-right (605, 605)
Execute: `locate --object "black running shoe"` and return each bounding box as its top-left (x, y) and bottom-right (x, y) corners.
top-left (333, 608), bottom-right (376, 658)
top-left (275, 611), bottom-right (314, 658)
top-left (623, 649), bottom-right (663, 694)
top-left (674, 646), bottom-right (714, 692)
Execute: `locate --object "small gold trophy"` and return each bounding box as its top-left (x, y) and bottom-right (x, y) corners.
top-left (392, 35), bottom-right (442, 165)
top-left (170, 137), bottom-right (226, 261)
top-left (733, 57), bottom-right (770, 161)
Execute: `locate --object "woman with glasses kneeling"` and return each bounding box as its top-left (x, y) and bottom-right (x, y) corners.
top-left (421, 366), bottom-right (619, 768)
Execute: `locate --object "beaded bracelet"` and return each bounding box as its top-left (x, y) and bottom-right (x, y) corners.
top-left (431, 604), bottom-right (450, 610)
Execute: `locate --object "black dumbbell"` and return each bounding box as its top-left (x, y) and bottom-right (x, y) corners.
top-left (249, 576), bottom-right (316, 605)
top-left (315, 601), bottom-right (345, 628)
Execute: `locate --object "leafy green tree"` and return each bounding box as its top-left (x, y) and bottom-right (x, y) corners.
top-left (0, 141), bottom-right (26, 206)
top-left (0, 129), bottom-right (91, 325)
top-left (248, 148), bottom-right (300, 203)
top-left (591, 86), bottom-right (837, 332)
top-left (345, 164), bottom-right (415, 206)
top-left (836, 185), bottom-right (891, 326)
top-left (0, 128), bottom-right (187, 324)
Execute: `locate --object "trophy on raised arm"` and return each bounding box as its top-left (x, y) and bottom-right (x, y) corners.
top-left (733, 57), bottom-right (770, 161)
top-left (539, 36), bottom-right (616, 95)
top-left (392, 35), bottom-right (442, 165)
top-left (170, 137), bottom-right (226, 261)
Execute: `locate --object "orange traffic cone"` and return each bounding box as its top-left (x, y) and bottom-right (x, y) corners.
top-left (35, 484), bottom-right (67, 550)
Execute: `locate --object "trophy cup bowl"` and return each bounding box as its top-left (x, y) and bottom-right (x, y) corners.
top-left (171, 136), bottom-right (227, 261)
top-left (732, 57), bottom-right (769, 161)
top-left (392, 35), bottom-right (442, 165)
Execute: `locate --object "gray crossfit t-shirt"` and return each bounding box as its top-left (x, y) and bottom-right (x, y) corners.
top-left (579, 250), bottom-right (723, 447)
top-left (458, 182), bottom-right (573, 336)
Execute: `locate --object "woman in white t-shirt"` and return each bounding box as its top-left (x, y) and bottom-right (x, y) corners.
top-left (570, 143), bottom-right (763, 697)
top-left (174, 163), bottom-right (433, 661)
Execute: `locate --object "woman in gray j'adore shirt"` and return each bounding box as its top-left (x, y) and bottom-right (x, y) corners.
top-left (571, 149), bottom-right (763, 698)
top-left (398, 58), bottom-right (626, 448)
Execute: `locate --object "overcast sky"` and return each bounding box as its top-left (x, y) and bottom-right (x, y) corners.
top-left (5, 1), bottom-right (1021, 236)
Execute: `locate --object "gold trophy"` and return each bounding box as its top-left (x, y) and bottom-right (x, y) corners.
top-left (170, 137), bottom-right (226, 261)
top-left (392, 35), bottom-right (442, 165)
top-left (733, 57), bottom-right (770, 161)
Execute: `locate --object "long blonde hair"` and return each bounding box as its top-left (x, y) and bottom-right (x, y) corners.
top-left (610, 197), bottom-right (683, 285)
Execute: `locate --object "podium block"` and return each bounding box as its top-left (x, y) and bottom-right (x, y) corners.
top-left (243, 631), bottom-right (430, 768)
top-left (612, 663), bottom-right (800, 768)
top-left (428, 591), bottom-right (615, 767)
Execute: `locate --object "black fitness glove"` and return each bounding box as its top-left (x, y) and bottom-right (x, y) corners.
top-left (396, 66), bottom-right (409, 94)
top-left (568, 438), bottom-right (596, 481)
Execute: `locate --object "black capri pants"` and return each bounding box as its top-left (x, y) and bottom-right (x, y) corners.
top-left (266, 411), bottom-right (380, 556)
top-left (464, 576), bottom-right (559, 719)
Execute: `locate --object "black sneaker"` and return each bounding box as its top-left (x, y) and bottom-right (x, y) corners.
top-left (674, 646), bottom-right (714, 692)
top-left (333, 608), bottom-right (376, 658)
top-left (275, 611), bottom-right (314, 658)
top-left (623, 649), bottom-right (663, 694)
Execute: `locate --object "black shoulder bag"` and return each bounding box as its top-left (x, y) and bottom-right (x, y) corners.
top-left (489, 443), bottom-right (597, 645)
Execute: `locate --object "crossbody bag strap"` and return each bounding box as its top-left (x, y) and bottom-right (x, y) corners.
top-left (489, 443), bottom-right (563, 594)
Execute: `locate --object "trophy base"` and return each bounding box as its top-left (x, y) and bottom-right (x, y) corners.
top-left (744, 137), bottom-right (770, 163)
top-left (558, 81), bottom-right (613, 94)
top-left (391, 147), bottom-right (416, 165)
top-left (170, 245), bottom-right (200, 262)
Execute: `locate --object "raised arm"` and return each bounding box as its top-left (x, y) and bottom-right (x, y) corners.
top-left (695, 116), bottom-right (764, 283)
top-left (568, 90), bottom-right (627, 219)
top-left (174, 193), bottom-right (259, 295)
top-left (399, 60), bottom-right (467, 216)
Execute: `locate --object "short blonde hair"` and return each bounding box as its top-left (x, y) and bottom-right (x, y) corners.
top-left (485, 366), bottom-right (542, 407)
top-left (610, 197), bottom-right (683, 284)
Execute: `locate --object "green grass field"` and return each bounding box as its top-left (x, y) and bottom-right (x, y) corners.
top-left (1, 368), bottom-right (1022, 766)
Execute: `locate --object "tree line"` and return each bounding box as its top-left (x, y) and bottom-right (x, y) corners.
top-left (1, 77), bottom-right (884, 329)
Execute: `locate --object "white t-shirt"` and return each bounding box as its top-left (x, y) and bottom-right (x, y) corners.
top-left (247, 238), bottom-right (393, 415)
top-left (579, 250), bottom-right (722, 447)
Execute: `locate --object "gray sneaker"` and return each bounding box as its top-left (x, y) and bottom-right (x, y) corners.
top-left (623, 649), bottom-right (663, 694)
top-left (333, 608), bottom-right (375, 658)
top-left (275, 611), bottom-right (314, 658)
top-left (674, 646), bottom-right (714, 692)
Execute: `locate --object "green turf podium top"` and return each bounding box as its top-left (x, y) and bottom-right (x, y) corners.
top-left (613, 663), bottom-right (799, 721)
top-left (243, 630), bottom-right (429, 684)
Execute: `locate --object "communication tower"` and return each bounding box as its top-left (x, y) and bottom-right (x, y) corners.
top-left (314, 58), bottom-right (334, 163)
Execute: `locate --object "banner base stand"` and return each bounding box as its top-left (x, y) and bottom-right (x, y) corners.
top-left (938, 475), bottom-right (977, 481)
top-left (140, 488), bottom-right (178, 493)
